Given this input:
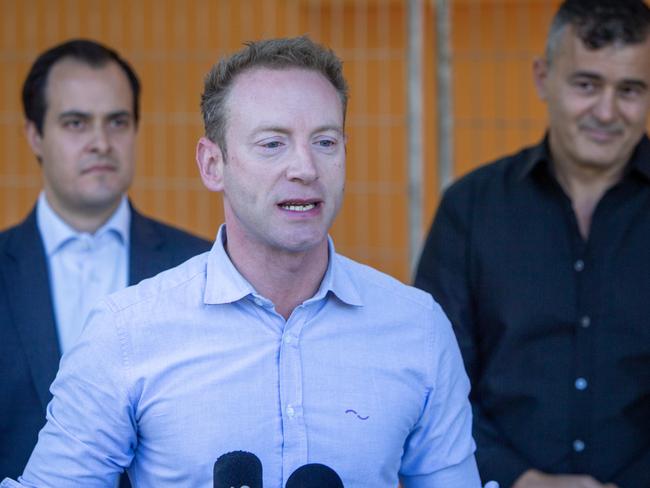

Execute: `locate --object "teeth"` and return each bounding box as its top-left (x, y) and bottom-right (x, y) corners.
top-left (281, 203), bottom-right (316, 212)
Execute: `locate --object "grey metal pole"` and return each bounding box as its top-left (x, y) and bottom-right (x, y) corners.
top-left (407, 0), bottom-right (423, 273)
top-left (436, 0), bottom-right (454, 191)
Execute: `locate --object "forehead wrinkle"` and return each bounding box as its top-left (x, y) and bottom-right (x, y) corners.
top-left (555, 34), bottom-right (650, 81)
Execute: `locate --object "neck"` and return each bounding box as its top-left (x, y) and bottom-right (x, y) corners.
top-left (551, 156), bottom-right (626, 240)
top-left (44, 192), bottom-right (121, 234)
top-left (224, 228), bottom-right (329, 320)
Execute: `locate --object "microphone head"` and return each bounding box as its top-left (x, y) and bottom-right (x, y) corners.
top-left (213, 450), bottom-right (263, 488)
top-left (285, 463), bottom-right (344, 488)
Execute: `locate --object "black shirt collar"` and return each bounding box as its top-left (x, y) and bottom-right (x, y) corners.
top-left (518, 133), bottom-right (650, 183)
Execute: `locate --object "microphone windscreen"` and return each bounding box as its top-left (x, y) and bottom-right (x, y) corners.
top-left (213, 450), bottom-right (263, 488)
top-left (285, 463), bottom-right (344, 488)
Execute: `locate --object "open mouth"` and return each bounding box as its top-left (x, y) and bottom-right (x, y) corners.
top-left (279, 201), bottom-right (319, 212)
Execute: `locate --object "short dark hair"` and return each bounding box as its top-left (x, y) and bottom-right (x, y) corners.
top-left (546, 0), bottom-right (650, 63)
top-left (22, 38), bottom-right (141, 134)
top-left (200, 36), bottom-right (348, 156)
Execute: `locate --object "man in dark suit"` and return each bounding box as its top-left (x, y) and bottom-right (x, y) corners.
top-left (0, 39), bottom-right (211, 482)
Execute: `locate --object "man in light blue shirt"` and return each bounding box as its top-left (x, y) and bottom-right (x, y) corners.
top-left (2, 36), bottom-right (481, 487)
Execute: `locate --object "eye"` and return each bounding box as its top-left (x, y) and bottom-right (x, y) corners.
top-left (572, 79), bottom-right (598, 94)
top-left (255, 137), bottom-right (286, 155)
top-left (62, 118), bottom-right (86, 131)
top-left (262, 140), bottom-right (283, 149)
top-left (108, 115), bottom-right (132, 130)
top-left (313, 137), bottom-right (339, 153)
top-left (618, 83), bottom-right (645, 100)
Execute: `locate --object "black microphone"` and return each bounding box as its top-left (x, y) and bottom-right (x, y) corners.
top-left (213, 450), bottom-right (263, 488)
top-left (285, 463), bottom-right (344, 488)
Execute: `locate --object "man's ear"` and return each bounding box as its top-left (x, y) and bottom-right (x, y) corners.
top-left (196, 136), bottom-right (225, 192)
top-left (532, 57), bottom-right (550, 101)
top-left (25, 121), bottom-right (44, 161)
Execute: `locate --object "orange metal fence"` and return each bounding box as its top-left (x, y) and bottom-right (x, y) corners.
top-left (0, 0), bottom-right (563, 281)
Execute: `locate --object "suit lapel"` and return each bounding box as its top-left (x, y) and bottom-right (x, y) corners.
top-left (1, 211), bottom-right (61, 410)
top-left (128, 205), bottom-right (166, 285)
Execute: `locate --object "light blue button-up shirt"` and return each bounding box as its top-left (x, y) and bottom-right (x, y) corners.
top-left (3, 226), bottom-right (480, 488)
top-left (36, 192), bottom-right (130, 353)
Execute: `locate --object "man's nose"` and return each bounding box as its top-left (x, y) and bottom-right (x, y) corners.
top-left (286, 144), bottom-right (319, 183)
top-left (592, 89), bottom-right (617, 123)
top-left (89, 125), bottom-right (111, 154)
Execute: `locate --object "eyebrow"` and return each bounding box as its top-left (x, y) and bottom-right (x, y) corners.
top-left (569, 71), bottom-right (603, 80)
top-left (570, 71), bottom-right (648, 89)
top-left (313, 124), bottom-right (344, 135)
top-left (58, 110), bottom-right (90, 120)
top-left (253, 124), bottom-right (344, 136)
top-left (58, 110), bottom-right (133, 120)
top-left (619, 79), bottom-right (648, 90)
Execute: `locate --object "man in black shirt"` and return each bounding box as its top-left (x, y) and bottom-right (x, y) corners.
top-left (414, 1), bottom-right (650, 487)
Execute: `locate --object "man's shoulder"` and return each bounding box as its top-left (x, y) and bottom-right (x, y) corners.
top-left (336, 253), bottom-right (435, 310)
top-left (0, 212), bottom-right (38, 255)
top-left (445, 142), bottom-right (541, 196)
top-left (105, 252), bottom-right (209, 313)
top-left (131, 210), bottom-right (212, 253)
top-left (0, 222), bottom-right (19, 249)
top-left (334, 254), bottom-right (455, 364)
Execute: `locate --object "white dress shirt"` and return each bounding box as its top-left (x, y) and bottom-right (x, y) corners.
top-left (36, 192), bottom-right (130, 354)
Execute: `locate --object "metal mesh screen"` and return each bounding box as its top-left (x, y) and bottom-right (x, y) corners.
top-left (0, 0), bottom-right (567, 281)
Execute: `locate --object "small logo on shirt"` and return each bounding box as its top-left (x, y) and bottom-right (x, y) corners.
top-left (345, 409), bottom-right (369, 420)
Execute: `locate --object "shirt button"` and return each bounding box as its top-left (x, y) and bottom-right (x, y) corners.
top-left (253, 297), bottom-right (264, 307)
top-left (575, 377), bottom-right (588, 390)
top-left (286, 405), bottom-right (295, 417)
top-left (580, 316), bottom-right (591, 328)
top-left (573, 439), bottom-right (585, 452)
top-left (284, 335), bottom-right (294, 345)
top-left (574, 259), bottom-right (585, 272)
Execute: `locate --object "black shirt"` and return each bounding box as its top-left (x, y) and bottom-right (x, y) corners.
top-left (414, 135), bottom-right (650, 488)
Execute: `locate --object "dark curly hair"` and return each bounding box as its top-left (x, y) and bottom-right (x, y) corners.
top-left (546, 0), bottom-right (650, 64)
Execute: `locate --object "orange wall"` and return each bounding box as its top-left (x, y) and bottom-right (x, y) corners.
top-left (0, 0), bottom-right (563, 281)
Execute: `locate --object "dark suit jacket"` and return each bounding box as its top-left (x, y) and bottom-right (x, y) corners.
top-left (0, 204), bottom-right (212, 481)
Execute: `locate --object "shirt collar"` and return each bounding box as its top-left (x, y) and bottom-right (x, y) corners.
top-left (629, 135), bottom-right (650, 181)
top-left (36, 192), bottom-right (130, 256)
top-left (518, 133), bottom-right (650, 183)
top-left (203, 224), bottom-right (363, 307)
top-left (517, 135), bottom-right (552, 180)
top-left (306, 239), bottom-right (363, 307)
